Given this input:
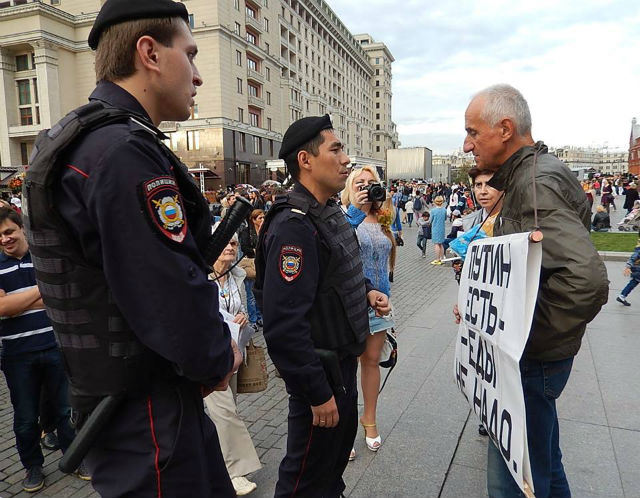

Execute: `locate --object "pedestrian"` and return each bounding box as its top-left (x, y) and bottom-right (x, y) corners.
top-left (416, 211), bottom-right (431, 258)
top-left (429, 196), bottom-right (447, 265)
top-left (461, 83), bottom-right (608, 498)
top-left (238, 209), bottom-right (265, 328)
top-left (24, 1), bottom-right (242, 496)
top-left (390, 187), bottom-right (404, 245)
top-left (616, 238), bottom-right (640, 306)
top-left (0, 208), bottom-right (87, 492)
top-left (342, 165), bottom-right (396, 459)
top-left (206, 232), bottom-right (261, 496)
top-left (254, 115), bottom-right (390, 498)
top-left (591, 205), bottom-right (611, 232)
top-left (405, 194), bottom-right (415, 226)
top-left (623, 182), bottom-right (639, 214)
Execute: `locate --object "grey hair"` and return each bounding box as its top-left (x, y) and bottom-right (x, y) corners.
top-left (473, 84), bottom-right (532, 136)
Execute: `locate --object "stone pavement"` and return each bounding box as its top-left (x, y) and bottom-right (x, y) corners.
top-left (0, 224), bottom-right (638, 497)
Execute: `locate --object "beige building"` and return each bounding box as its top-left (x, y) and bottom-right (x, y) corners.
top-left (0, 0), bottom-right (397, 187)
top-left (552, 146), bottom-right (628, 177)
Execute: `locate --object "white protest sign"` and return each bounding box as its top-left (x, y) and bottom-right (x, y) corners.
top-left (454, 232), bottom-right (542, 494)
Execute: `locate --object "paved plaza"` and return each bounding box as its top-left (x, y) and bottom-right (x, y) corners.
top-left (0, 218), bottom-right (638, 497)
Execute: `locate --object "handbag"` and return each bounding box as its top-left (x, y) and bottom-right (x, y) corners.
top-left (236, 339), bottom-right (269, 393)
top-left (378, 329), bottom-right (398, 393)
top-left (238, 257), bottom-right (256, 280)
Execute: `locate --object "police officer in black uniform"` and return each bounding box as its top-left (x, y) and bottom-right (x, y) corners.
top-left (24, 1), bottom-right (241, 497)
top-left (254, 116), bottom-right (391, 498)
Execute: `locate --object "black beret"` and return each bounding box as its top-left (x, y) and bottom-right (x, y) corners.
top-left (88, 0), bottom-right (189, 50)
top-left (278, 114), bottom-right (333, 160)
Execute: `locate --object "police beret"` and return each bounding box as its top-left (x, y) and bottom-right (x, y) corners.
top-left (278, 114), bottom-right (333, 160)
top-left (88, 0), bottom-right (189, 50)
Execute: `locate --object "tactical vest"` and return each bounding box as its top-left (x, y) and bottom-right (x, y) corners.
top-left (255, 191), bottom-right (369, 352)
top-left (24, 101), bottom-right (211, 412)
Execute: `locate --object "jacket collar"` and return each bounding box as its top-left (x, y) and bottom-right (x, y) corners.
top-left (488, 141), bottom-right (548, 192)
top-left (89, 80), bottom-right (153, 124)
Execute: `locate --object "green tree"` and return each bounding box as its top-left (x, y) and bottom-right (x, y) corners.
top-left (453, 164), bottom-right (472, 185)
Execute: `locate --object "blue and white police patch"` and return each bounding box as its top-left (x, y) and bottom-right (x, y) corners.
top-left (279, 245), bottom-right (303, 282)
top-left (141, 176), bottom-right (188, 243)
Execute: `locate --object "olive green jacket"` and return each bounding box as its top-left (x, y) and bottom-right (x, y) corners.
top-left (489, 142), bottom-right (609, 361)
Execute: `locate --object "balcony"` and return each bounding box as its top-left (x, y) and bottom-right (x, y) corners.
top-left (248, 95), bottom-right (265, 108)
top-left (245, 13), bottom-right (262, 32)
top-left (247, 68), bottom-right (264, 84)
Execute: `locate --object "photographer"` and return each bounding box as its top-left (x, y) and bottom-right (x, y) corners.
top-left (342, 166), bottom-right (396, 459)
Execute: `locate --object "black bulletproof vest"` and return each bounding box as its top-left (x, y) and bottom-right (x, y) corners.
top-left (255, 192), bottom-right (369, 352)
top-left (24, 101), bottom-right (211, 412)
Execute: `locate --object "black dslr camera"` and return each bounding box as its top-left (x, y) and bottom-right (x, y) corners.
top-left (360, 183), bottom-right (386, 202)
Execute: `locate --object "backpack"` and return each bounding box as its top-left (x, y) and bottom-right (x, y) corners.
top-left (413, 197), bottom-right (423, 211)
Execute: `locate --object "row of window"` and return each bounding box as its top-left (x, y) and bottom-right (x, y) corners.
top-left (237, 132), bottom-right (275, 156)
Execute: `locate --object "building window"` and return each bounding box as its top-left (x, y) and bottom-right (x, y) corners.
top-left (246, 31), bottom-right (257, 45)
top-left (19, 108), bottom-right (33, 126)
top-left (234, 0), bottom-right (239, 9)
top-left (15, 54), bottom-right (29, 71)
top-left (234, 22), bottom-right (241, 35)
top-left (249, 110), bottom-right (260, 127)
top-left (376, 113), bottom-right (380, 119)
top-left (237, 78), bottom-right (243, 93)
top-left (375, 57), bottom-right (380, 64)
top-left (264, 42), bottom-right (270, 54)
top-left (17, 79), bottom-right (31, 105)
top-left (376, 103), bottom-right (380, 109)
top-left (376, 135), bottom-right (380, 141)
top-left (236, 50), bottom-right (242, 66)
top-left (266, 91), bottom-right (271, 105)
top-left (50, 0), bottom-right (61, 4)
top-left (269, 139), bottom-right (274, 156)
top-left (375, 69), bottom-right (379, 75)
top-left (375, 80), bottom-right (380, 86)
top-left (247, 57), bottom-right (258, 71)
top-left (186, 131), bottom-right (200, 151)
top-left (190, 104), bottom-right (199, 119)
top-left (239, 132), bottom-right (246, 152)
top-left (376, 91), bottom-right (380, 97)
top-left (188, 14), bottom-right (194, 29)
top-left (238, 107), bottom-right (244, 122)
top-left (265, 67), bottom-right (270, 81)
top-left (267, 117), bottom-right (272, 131)
top-left (246, 5), bottom-right (256, 18)
top-left (376, 146), bottom-right (380, 152)
top-left (248, 82), bottom-right (260, 97)
top-left (263, 17), bottom-right (269, 32)
top-left (253, 136), bottom-right (262, 155)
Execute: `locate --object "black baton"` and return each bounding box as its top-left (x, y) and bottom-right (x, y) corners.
top-left (59, 394), bottom-right (124, 473)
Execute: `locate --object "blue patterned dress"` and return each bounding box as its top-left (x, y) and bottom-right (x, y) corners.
top-left (429, 207), bottom-right (447, 244)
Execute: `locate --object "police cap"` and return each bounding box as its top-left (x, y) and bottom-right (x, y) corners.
top-left (278, 114), bottom-right (333, 160)
top-left (88, 0), bottom-right (189, 50)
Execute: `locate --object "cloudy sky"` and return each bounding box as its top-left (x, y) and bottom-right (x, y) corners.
top-left (328, 0), bottom-right (639, 154)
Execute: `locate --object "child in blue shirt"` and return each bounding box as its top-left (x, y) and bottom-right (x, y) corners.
top-left (617, 239), bottom-right (640, 306)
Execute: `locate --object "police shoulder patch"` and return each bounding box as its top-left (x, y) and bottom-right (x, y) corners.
top-left (279, 245), bottom-right (303, 282)
top-left (141, 176), bottom-right (188, 243)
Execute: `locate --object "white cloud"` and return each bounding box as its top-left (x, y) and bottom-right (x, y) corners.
top-left (328, 0), bottom-right (640, 153)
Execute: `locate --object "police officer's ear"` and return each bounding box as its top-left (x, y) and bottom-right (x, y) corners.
top-left (297, 150), bottom-right (313, 175)
top-left (135, 35), bottom-right (162, 74)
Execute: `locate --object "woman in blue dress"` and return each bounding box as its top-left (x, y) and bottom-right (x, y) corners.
top-left (429, 195), bottom-right (447, 265)
top-left (343, 165), bottom-right (396, 458)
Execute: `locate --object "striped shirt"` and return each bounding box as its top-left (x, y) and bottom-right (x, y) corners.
top-left (0, 251), bottom-right (55, 357)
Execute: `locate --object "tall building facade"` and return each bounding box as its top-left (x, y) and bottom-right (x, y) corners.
top-left (552, 145), bottom-right (628, 176)
top-left (0, 0), bottom-right (397, 188)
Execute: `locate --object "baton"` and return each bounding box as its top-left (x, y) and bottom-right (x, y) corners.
top-left (59, 394), bottom-right (124, 473)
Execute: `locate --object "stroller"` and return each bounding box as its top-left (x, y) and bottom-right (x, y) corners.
top-left (617, 208), bottom-right (640, 232)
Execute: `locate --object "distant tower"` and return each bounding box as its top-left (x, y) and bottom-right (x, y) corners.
top-left (630, 118), bottom-right (640, 176)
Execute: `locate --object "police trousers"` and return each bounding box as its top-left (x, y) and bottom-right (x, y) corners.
top-left (85, 378), bottom-right (234, 498)
top-left (275, 355), bottom-right (358, 498)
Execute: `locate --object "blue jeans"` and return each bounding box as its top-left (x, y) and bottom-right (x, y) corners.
top-left (1, 347), bottom-right (75, 469)
top-left (487, 357), bottom-right (574, 498)
top-left (417, 235), bottom-right (428, 255)
top-left (621, 277), bottom-right (639, 297)
top-left (392, 207), bottom-right (403, 234)
top-left (244, 278), bottom-right (262, 324)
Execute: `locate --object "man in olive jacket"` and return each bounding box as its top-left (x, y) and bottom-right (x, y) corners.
top-left (463, 84), bottom-right (609, 498)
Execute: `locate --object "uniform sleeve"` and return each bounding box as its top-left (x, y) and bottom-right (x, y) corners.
top-left (261, 214), bottom-right (333, 406)
top-left (78, 136), bottom-right (233, 387)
